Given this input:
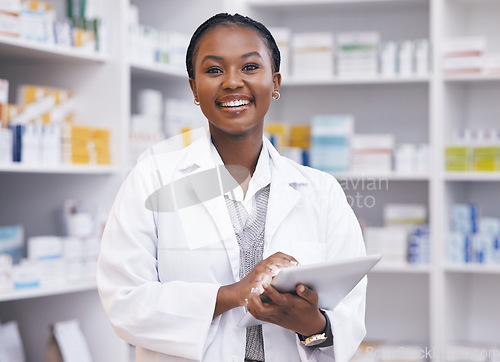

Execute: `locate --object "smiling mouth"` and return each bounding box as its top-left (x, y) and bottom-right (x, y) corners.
top-left (218, 99), bottom-right (253, 108)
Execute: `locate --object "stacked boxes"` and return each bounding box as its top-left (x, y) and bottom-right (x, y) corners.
top-left (292, 32), bottom-right (334, 79)
top-left (446, 129), bottom-right (500, 172)
top-left (62, 124), bottom-right (111, 165)
top-left (0, 82), bottom-right (111, 166)
top-left (128, 5), bottom-right (189, 70)
top-left (310, 115), bottom-right (353, 172)
top-left (364, 204), bottom-right (429, 265)
top-left (350, 134), bottom-right (394, 173)
top-left (448, 204), bottom-right (500, 265)
top-left (263, 122), bottom-right (310, 166)
top-left (337, 32), bottom-right (379, 78)
top-left (0, 0), bottom-right (103, 52)
top-left (0, 0), bottom-right (21, 37)
top-left (443, 37), bottom-right (487, 75)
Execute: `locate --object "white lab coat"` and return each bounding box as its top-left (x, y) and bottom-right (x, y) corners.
top-left (97, 131), bottom-right (367, 362)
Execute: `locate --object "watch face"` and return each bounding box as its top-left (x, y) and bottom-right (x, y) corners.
top-left (303, 334), bottom-right (328, 346)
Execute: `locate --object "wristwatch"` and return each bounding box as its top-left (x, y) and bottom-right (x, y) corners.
top-left (300, 332), bottom-right (328, 346)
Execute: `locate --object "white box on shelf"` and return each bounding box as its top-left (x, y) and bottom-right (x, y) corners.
top-left (0, 254), bottom-right (13, 291)
top-left (337, 32), bottom-right (379, 78)
top-left (414, 39), bottom-right (430, 76)
top-left (364, 226), bottom-right (408, 264)
top-left (292, 32), bottom-right (334, 79)
top-left (398, 40), bottom-right (414, 76)
top-left (443, 56), bottom-right (485, 75)
top-left (484, 53), bottom-right (500, 74)
top-left (380, 41), bottom-right (397, 77)
top-left (443, 36), bottom-right (487, 58)
top-left (27, 236), bottom-right (63, 261)
top-left (0, 9), bottom-right (19, 36)
top-left (351, 134), bottom-right (394, 172)
top-left (0, 0), bottom-right (21, 13)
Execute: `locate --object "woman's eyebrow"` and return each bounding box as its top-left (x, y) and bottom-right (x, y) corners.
top-left (242, 51), bottom-right (262, 59)
top-left (201, 55), bottom-right (223, 64)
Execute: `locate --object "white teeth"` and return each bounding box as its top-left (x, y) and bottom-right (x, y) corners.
top-left (220, 99), bottom-right (251, 107)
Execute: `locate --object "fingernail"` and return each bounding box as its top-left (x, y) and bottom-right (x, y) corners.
top-left (244, 298), bottom-right (248, 305)
top-left (299, 285), bottom-right (305, 293)
top-left (263, 283), bottom-right (269, 289)
top-left (251, 288), bottom-right (256, 294)
top-left (290, 260), bottom-right (298, 266)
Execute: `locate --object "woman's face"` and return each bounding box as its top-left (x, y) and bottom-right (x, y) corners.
top-left (189, 24), bottom-right (281, 138)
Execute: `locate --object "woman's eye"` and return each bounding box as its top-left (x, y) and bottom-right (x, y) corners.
top-left (206, 67), bottom-right (222, 74)
top-left (243, 64), bottom-right (259, 71)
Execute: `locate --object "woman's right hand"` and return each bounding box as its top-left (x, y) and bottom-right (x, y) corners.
top-left (214, 252), bottom-right (298, 318)
top-left (234, 252), bottom-right (299, 307)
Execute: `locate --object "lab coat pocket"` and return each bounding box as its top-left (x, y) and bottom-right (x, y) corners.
top-left (291, 241), bottom-right (326, 265)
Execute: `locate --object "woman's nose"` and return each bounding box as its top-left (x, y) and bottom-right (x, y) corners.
top-left (222, 68), bottom-right (243, 89)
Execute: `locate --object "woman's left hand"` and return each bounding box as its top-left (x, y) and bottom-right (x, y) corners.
top-left (246, 283), bottom-right (326, 336)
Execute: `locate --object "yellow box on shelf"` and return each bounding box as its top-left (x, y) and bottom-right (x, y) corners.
top-left (445, 146), bottom-right (471, 171)
top-left (473, 146), bottom-right (500, 172)
top-left (264, 122), bottom-right (287, 150)
top-left (289, 124), bottom-right (311, 149)
top-left (23, 0), bottom-right (53, 11)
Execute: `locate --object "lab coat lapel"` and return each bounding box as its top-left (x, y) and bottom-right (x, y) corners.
top-left (177, 134), bottom-right (240, 281)
top-left (264, 138), bottom-right (307, 251)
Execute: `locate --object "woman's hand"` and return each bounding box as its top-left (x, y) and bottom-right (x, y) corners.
top-left (246, 284), bottom-right (326, 337)
top-left (213, 252), bottom-right (298, 318)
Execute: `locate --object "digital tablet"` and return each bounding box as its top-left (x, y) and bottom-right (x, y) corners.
top-left (237, 254), bottom-right (381, 328)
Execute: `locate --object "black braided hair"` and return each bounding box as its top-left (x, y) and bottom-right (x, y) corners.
top-left (186, 13), bottom-right (281, 79)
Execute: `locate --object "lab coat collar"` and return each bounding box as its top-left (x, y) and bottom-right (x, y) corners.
top-left (175, 131), bottom-right (309, 279)
top-left (177, 130), bottom-right (309, 187)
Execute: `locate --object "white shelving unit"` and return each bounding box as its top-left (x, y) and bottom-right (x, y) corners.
top-left (0, 0), bottom-right (129, 361)
top-left (1, 0), bottom-right (499, 361)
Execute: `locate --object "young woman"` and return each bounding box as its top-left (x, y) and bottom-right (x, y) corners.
top-left (97, 13), bottom-right (366, 362)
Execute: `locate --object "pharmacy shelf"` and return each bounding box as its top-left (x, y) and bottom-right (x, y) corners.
top-left (331, 171), bottom-right (430, 181)
top-left (444, 74), bottom-right (500, 83)
top-left (281, 75), bottom-right (430, 87)
top-left (0, 35), bottom-right (108, 63)
top-left (372, 263), bottom-right (431, 274)
top-left (246, 0), bottom-right (427, 10)
top-left (130, 61), bottom-right (187, 80)
top-left (444, 264), bottom-right (500, 274)
top-left (0, 164), bottom-right (119, 175)
top-left (0, 279), bottom-right (96, 303)
top-left (444, 172), bottom-right (500, 182)
top-left (445, 0), bottom-right (499, 5)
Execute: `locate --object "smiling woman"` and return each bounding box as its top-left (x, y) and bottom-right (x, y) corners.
top-left (97, 13), bottom-right (367, 362)
top-left (188, 22), bottom-right (281, 177)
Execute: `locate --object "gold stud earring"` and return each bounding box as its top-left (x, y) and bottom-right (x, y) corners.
top-left (194, 98), bottom-right (200, 106)
top-left (272, 91), bottom-right (280, 100)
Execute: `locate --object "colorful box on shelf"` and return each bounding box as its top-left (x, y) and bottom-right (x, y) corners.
top-left (263, 122), bottom-right (310, 166)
